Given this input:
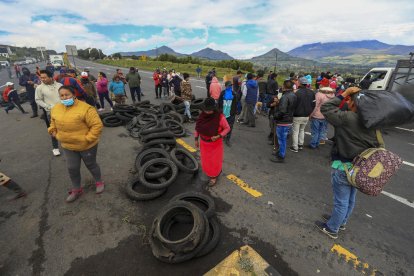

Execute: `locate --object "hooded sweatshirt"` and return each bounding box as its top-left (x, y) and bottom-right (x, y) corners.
top-left (245, 79), bottom-right (258, 104)
top-left (310, 87), bottom-right (335, 119)
top-left (209, 77), bottom-right (222, 100)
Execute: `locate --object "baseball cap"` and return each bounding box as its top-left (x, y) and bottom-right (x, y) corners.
top-left (81, 71), bottom-right (89, 78)
top-left (299, 77), bottom-right (309, 85)
top-left (319, 78), bottom-right (330, 87)
top-left (6, 82), bottom-right (13, 86)
top-left (67, 69), bottom-right (76, 74)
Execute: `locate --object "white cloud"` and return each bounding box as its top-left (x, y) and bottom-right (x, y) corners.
top-left (0, 0), bottom-right (413, 57)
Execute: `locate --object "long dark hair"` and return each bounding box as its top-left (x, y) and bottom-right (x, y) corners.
top-left (99, 72), bottom-right (107, 78)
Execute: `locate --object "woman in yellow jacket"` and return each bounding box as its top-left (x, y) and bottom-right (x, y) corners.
top-left (48, 85), bottom-right (104, 203)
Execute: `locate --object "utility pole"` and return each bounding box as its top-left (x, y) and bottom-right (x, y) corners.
top-left (274, 52), bottom-right (278, 73)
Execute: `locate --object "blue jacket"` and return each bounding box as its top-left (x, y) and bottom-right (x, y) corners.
top-left (109, 81), bottom-right (125, 96)
top-left (19, 73), bottom-right (39, 99)
top-left (245, 80), bottom-right (258, 104)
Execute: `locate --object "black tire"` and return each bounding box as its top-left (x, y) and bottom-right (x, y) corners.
top-left (153, 201), bottom-right (207, 253)
top-left (169, 192), bottom-right (215, 220)
top-left (191, 98), bottom-right (205, 109)
top-left (126, 117), bottom-right (139, 130)
top-left (102, 116), bottom-right (123, 127)
top-left (138, 113), bottom-right (158, 125)
top-left (190, 109), bottom-right (201, 120)
top-left (160, 103), bottom-right (176, 114)
top-left (140, 125), bottom-right (168, 136)
top-left (164, 120), bottom-right (186, 137)
top-left (139, 158), bottom-right (178, 190)
top-left (195, 217), bottom-right (220, 257)
top-left (170, 148), bottom-right (199, 174)
top-left (150, 206), bottom-right (210, 263)
top-left (135, 100), bottom-right (150, 106)
top-left (141, 131), bottom-right (175, 143)
top-left (125, 179), bottom-right (167, 201)
top-left (145, 166), bottom-right (170, 179)
top-left (99, 112), bottom-right (115, 119)
top-left (115, 112), bottom-right (132, 122)
top-left (135, 148), bottom-right (170, 171)
top-left (142, 138), bottom-right (176, 149)
top-left (165, 111), bottom-right (184, 124)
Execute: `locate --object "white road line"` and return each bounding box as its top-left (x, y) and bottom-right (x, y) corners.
top-left (305, 132), bottom-right (311, 135)
top-left (195, 86), bottom-right (205, 89)
top-left (395, 127), bottom-right (414, 132)
top-left (381, 191), bottom-right (414, 209)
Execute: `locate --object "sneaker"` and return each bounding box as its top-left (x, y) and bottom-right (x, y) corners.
top-left (298, 145), bottom-right (304, 150)
top-left (225, 140), bottom-right (232, 147)
top-left (96, 182), bottom-right (105, 194)
top-left (321, 214), bottom-right (346, 231)
top-left (315, 221), bottom-right (338, 239)
top-left (319, 140), bottom-right (326, 145)
top-left (66, 188), bottom-right (83, 203)
top-left (289, 146), bottom-right (298, 153)
top-left (5, 109), bottom-right (9, 114)
top-left (188, 119), bottom-right (195, 123)
top-left (307, 145), bottom-right (317, 150)
top-left (52, 148), bottom-right (61, 156)
top-left (98, 108), bottom-right (104, 112)
top-left (30, 114), bottom-right (38, 118)
top-left (270, 155), bottom-right (285, 163)
top-left (110, 108), bottom-right (113, 111)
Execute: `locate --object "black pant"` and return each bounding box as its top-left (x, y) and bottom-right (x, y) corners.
top-left (130, 86), bottom-right (141, 102)
top-left (206, 84), bottom-right (211, 98)
top-left (155, 85), bottom-right (162, 98)
top-left (98, 92), bottom-right (113, 108)
top-left (225, 115), bottom-right (235, 141)
top-left (42, 109), bottom-right (59, 149)
top-left (6, 101), bottom-right (25, 113)
top-left (245, 103), bottom-right (256, 127)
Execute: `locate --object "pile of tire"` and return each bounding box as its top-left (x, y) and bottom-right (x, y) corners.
top-left (125, 134), bottom-right (199, 201)
top-left (149, 192), bottom-right (220, 263)
top-left (171, 98), bottom-right (205, 121)
top-left (100, 103), bottom-right (141, 127)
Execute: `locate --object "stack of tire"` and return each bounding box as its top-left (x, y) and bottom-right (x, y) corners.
top-left (100, 103), bottom-right (141, 127)
top-left (171, 98), bottom-right (205, 121)
top-left (149, 192), bottom-right (220, 263)
top-left (125, 135), bottom-right (199, 201)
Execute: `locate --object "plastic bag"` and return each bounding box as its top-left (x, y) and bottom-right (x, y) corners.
top-left (356, 90), bottom-right (414, 129)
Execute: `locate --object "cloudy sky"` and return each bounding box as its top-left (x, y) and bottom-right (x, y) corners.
top-left (0, 0), bottom-right (413, 58)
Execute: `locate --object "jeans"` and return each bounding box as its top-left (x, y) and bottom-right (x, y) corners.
top-left (276, 125), bottom-right (291, 158)
top-left (98, 92), bottom-right (113, 108)
top-left (42, 109), bottom-right (59, 149)
top-left (63, 144), bottom-right (102, 189)
top-left (155, 85), bottom-right (162, 98)
top-left (15, 71), bottom-right (21, 78)
top-left (130, 86), bottom-right (141, 102)
top-left (292, 117), bottom-right (309, 150)
top-left (162, 87), bottom-right (168, 97)
top-left (310, 118), bottom-right (327, 148)
top-left (225, 115), bottom-right (235, 141)
top-left (184, 100), bottom-right (191, 118)
top-left (327, 169), bottom-right (357, 233)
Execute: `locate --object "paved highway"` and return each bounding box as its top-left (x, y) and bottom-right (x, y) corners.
top-left (0, 58), bottom-right (413, 275)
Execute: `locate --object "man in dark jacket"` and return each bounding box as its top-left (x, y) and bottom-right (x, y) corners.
top-left (257, 71), bottom-right (268, 113)
top-left (315, 87), bottom-right (379, 239)
top-left (205, 71), bottom-right (213, 97)
top-left (290, 77), bottom-right (315, 152)
top-left (19, 67), bottom-right (39, 118)
top-left (243, 73), bottom-right (258, 127)
top-left (218, 81), bottom-right (238, 146)
top-left (126, 67), bottom-right (142, 103)
top-left (270, 80), bottom-right (297, 163)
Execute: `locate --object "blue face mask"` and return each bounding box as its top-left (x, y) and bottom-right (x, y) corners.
top-left (61, 98), bottom-right (74, 106)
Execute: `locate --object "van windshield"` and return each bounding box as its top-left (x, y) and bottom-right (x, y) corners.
top-left (368, 71), bottom-right (387, 82)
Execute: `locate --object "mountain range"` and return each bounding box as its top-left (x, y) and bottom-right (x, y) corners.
top-left (117, 40), bottom-right (414, 67)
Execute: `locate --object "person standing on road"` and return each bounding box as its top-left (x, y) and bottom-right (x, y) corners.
top-left (257, 71), bottom-right (268, 113)
top-left (35, 69), bottom-right (62, 156)
top-left (14, 63), bottom-right (21, 78)
top-left (290, 77), bottom-right (315, 153)
top-left (205, 71), bottom-right (213, 97)
top-left (0, 166), bottom-right (27, 200)
top-left (315, 87), bottom-right (380, 239)
top-left (80, 72), bottom-right (98, 108)
top-left (181, 73), bottom-right (194, 123)
top-left (233, 70), bottom-right (243, 115)
top-left (161, 71), bottom-right (169, 98)
top-left (209, 76), bottom-right (221, 101)
top-left (218, 81), bottom-right (237, 147)
top-left (3, 82), bottom-right (28, 114)
top-left (126, 67), bottom-right (142, 103)
top-left (109, 75), bottom-right (126, 105)
top-left (153, 68), bottom-right (162, 99)
top-left (96, 72), bottom-right (113, 111)
top-left (19, 67), bottom-right (40, 118)
top-left (48, 85), bottom-right (104, 203)
top-left (84, 68), bottom-right (97, 82)
top-left (60, 69), bottom-right (86, 101)
top-left (270, 80), bottom-right (297, 163)
top-left (195, 97), bottom-right (230, 187)
top-left (243, 73), bottom-right (258, 127)
top-left (309, 86), bottom-right (335, 149)
top-left (170, 72), bottom-right (182, 97)
top-left (196, 66), bottom-right (202, 79)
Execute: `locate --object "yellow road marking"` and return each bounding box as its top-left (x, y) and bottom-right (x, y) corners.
top-left (227, 174), bottom-right (263, 198)
top-left (176, 138), bottom-right (197, 153)
top-left (331, 244), bottom-right (378, 275)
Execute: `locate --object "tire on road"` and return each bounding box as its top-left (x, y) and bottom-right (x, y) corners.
top-left (195, 217), bottom-right (220, 257)
top-left (169, 192), bottom-right (215, 220)
top-left (170, 148), bottom-right (199, 174)
top-left (125, 179), bottom-right (167, 201)
top-left (141, 131), bottom-right (176, 143)
top-left (135, 148), bottom-right (171, 171)
top-left (102, 115), bottom-right (123, 127)
top-left (139, 158), bottom-right (178, 190)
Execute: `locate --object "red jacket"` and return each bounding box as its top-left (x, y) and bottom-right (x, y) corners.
top-left (153, 72), bottom-right (161, 86)
top-left (2, 87), bottom-right (11, 102)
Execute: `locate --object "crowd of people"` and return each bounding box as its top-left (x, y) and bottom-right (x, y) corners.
top-left (1, 62), bottom-right (382, 240)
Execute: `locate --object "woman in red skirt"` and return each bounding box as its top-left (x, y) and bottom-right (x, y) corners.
top-left (195, 97), bottom-right (231, 186)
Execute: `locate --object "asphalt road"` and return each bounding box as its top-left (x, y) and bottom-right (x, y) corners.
top-left (0, 58), bottom-right (413, 276)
